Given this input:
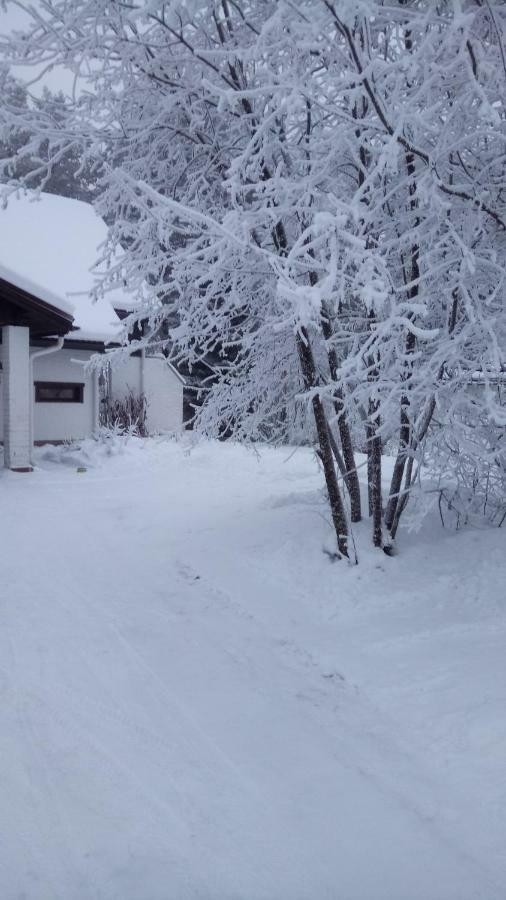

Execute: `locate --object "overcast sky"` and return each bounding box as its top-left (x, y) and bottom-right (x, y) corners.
top-left (0, 2), bottom-right (75, 96)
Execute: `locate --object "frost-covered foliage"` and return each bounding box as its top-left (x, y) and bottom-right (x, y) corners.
top-left (100, 391), bottom-right (148, 438)
top-left (1, 0), bottom-right (506, 554)
top-left (425, 384), bottom-right (506, 529)
top-left (0, 67), bottom-right (100, 201)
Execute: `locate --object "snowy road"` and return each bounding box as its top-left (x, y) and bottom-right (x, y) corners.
top-left (1, 438), bottom-right (506, 899)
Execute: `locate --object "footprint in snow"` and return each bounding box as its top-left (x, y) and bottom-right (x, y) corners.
top-left (176, 560), bottom-right (201, 583)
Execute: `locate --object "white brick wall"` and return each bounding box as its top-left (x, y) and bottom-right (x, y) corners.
top-left (2, 326), bottom-right (31, 469)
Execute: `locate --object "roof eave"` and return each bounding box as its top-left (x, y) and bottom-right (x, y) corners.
top-left (0, 275), bottom-right (74, 338)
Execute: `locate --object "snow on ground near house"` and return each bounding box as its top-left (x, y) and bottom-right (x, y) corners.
top-left (1, 437), bottom-right (506, 900)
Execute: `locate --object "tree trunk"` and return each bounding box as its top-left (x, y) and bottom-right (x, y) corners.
top-left (367, 425), bottom-right (374, 517)
top-left (384, 403), bottom-right (411, 534)
top-left (390, 455), bottom-right (414, 540)
top-left (327, 423), bottom-right (347, 479)
top-left (333, 387), bottom-right (362, 523)
top-left (296, 329), bottom-right (349, 558)
top-left (367, 401), bottom-right (383, 547)
top-left (385, 140), bottom-right (419, 538)
top-left (386, 290), bottom-right (459, 538)
top-left (320, 303), bottom-right (361, 523)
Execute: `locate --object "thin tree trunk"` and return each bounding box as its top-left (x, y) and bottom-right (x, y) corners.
top-left (384, 399), bottom-right (411, 533)
top-left (307, 259), bottom-right (361, 523)
top-left (320, 303), bottom-right (362, 523)
top-left (296, 328), bottom-right (349, 558)
top-left (390, 455), bottom-right (414, 539)
top-left (386, 289), bottom-right (459, 537)
top-left (384, 18), bottom-right (424, 542)
top-left (367, 426), bottom-right (374, 517)
top-left (365, 300), bottom-right (382, 545)
top-left (384, 142), bottom-right (419, 537)
top-left (327, 423), bottom-right (347, 479)
top-left (367, 400), bottom-right (383, 547)
top-left (333, 389), bottom-right (362, 523)
top-left (267, 151), bottom-right (350, 555)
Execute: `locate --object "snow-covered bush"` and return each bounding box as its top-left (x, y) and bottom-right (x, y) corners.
top-left (427, 394), bottom-right (506, 529)
top-left (100, 392), bottom-right (147, 438)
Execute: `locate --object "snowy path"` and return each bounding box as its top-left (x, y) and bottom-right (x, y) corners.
top-left (1, 438), bottom-right (506, 899)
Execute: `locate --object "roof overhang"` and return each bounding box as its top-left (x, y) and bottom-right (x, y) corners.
top-left (0, 275), bottom-right (74, 338)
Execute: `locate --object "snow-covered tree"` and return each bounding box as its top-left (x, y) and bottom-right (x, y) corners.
top-left (1, 0), bottom-right (505, 558)
top-left (0, 68), bottom-right (100, 200)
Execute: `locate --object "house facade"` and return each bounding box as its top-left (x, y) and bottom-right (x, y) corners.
top-left (0, 193), bottom-right (184, 471)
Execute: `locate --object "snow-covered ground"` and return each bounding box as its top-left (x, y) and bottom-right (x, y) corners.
top-left (1, 436), bottom-right (506, 899)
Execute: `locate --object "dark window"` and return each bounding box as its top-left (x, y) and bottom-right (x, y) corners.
top-left (35, 381), bottom-right (84, 403)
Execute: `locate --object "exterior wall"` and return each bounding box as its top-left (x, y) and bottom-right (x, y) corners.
top-left (0, 342), bottom-right (4, 442)
top-left (144, 356), bottom-right (183, 433)
top-left (109, 354), bottom-right (142, 400)
top-left (109, 354), bottom-right (183, 434)
top-left (1, 342), bottom-right (183, 451)
top-left (32, 348), bottom-right (98, 442)
top-left (2, 326), bottom-right (32, 469)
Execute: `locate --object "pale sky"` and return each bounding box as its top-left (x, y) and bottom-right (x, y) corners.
top-left (0, 1), bottom-right (76, 96)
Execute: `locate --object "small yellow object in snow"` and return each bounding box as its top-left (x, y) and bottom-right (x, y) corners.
top-left (76, 466), bottom-right (87, 474)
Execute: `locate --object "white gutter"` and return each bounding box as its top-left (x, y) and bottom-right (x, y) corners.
top-left (29, 337), bottom-right (64, 463)
top-left (140, 348), bottom-right (146, 397)
top-left (92, 369), bottom-right (100, 435)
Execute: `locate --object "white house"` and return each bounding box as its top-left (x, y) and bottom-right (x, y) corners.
top-left (0, 192), bottom-right (184, 471)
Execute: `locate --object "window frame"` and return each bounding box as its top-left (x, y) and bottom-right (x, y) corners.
top-left (34, 381), bottom-right (85, 404)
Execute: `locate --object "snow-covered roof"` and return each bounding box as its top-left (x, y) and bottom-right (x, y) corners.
top-left (0, 259), bottom-right (75, 317)
top-left (0, 192), bottom-right (135, 342)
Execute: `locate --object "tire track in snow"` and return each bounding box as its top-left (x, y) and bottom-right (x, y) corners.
top-left (3, 574), bottom-right (315, 895)
top-left (168, 557), bottom-right (506, 898)
top-left (0, 619), bottom-right (84, 900)
top-left (3, 458), bottom-right (505, 899)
